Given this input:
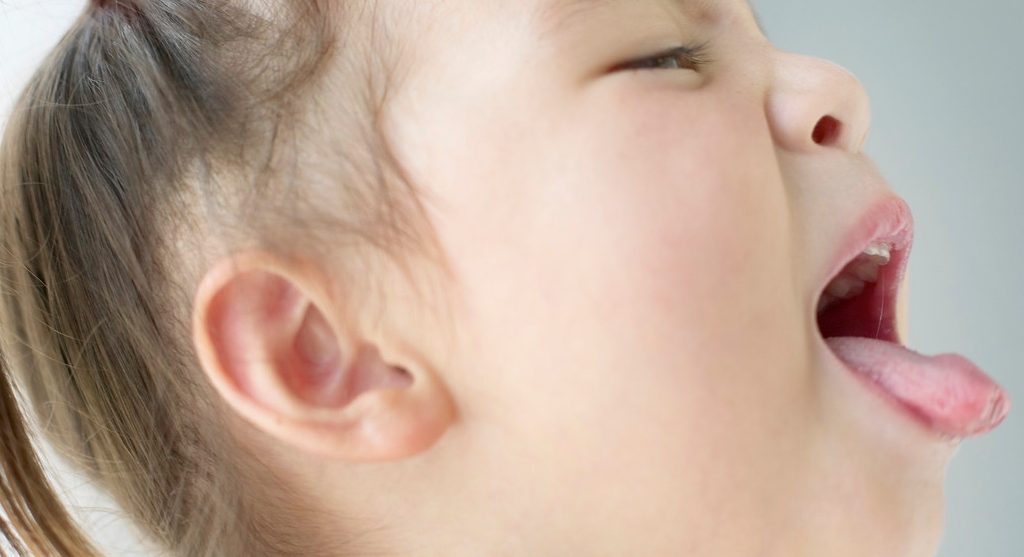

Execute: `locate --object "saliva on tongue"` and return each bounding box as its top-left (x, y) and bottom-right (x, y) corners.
top-left (826, 336), bottom-right (1010, 439)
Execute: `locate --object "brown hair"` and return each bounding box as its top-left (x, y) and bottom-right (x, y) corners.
top-left (0, 1), bottom-right (445, 555)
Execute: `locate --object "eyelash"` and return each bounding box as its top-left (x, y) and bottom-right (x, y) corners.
top-left (614, 41), bottom-right (713, 72)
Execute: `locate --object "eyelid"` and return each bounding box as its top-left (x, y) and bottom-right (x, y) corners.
top-left (611, 40), bottom-right (713, 72)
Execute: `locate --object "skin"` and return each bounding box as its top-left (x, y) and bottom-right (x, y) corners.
top-left (192, 1), bottom-right (953, 556)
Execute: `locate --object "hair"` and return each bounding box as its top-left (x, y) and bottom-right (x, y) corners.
top-left (0, 1), bottom-right (449, 555)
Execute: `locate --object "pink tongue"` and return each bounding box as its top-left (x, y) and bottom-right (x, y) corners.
top-left (826, 337), bottom-right (1010, 438)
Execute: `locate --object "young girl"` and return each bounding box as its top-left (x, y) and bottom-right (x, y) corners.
top-left (0, 0), bottom-right (1011, 555)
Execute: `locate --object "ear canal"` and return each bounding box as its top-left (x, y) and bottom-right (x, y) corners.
top-left (346, 344), bottom-right (414, 396)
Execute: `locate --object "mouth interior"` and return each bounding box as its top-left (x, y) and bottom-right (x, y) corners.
top-left (815, 251), bottom-right (901, 344)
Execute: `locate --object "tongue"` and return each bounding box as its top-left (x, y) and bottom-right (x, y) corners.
top-left (826, 337), bottom-right (1010, 439)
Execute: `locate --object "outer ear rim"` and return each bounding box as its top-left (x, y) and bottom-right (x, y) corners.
top-left (190, 250), bottom-right (456, 462)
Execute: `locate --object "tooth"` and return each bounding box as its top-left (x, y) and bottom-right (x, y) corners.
top-left (845, 278), bottom-right (866, 297)
top-left (817, 293), bottom-right (838, 313)
top-left (826, 275), bottom-right (864, 299)
top-left (862, 243), bottom-right (891, 265)
top-left (852, 261), bottom-right (880, 282)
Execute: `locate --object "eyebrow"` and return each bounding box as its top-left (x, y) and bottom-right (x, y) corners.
top-left (538, 0), bottom-right (769, 39)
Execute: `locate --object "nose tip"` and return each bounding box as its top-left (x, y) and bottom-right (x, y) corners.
top-left (766, 53), bottom-right (872, 154)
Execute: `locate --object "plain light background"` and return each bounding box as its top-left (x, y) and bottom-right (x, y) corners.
top-left (1, 1), bottom-right (1021, 555)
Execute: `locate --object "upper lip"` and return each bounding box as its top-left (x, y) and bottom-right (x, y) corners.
top-left (815, 195), bottom-right (915, 342)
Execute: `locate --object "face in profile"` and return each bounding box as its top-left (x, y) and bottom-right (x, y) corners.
top-left (277, 1), bottom-right (1009, 555)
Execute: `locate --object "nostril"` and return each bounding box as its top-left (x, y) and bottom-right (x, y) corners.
top-left (812, 115), bottom-right (842, 146)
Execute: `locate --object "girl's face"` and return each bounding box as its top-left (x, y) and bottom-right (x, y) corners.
top-left (377, 1), bottom-right (951, 555)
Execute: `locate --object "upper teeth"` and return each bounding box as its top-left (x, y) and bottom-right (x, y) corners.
top-left (862, 243), bottom-right (891, 264)
top-left (817, 242), bottom-right (892, 313)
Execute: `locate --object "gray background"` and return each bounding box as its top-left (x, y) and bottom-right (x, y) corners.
top-left (1, 1), bottom-right (1021, 555)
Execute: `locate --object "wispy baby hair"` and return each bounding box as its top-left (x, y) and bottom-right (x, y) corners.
top-left (0, 1), bottom-right (443, 555)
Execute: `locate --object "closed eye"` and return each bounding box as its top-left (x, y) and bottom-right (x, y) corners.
top-left (611, 41), bottom-right (712, 72)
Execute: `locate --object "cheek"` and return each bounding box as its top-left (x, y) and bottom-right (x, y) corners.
top-left (476, 84), bottom-right (819, 451)
top-left (491, 85), bottom-right (822, 527)
top-left (546, 86), bottom-right (799, 366)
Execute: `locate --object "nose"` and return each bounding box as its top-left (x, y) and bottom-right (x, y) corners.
top-left (765, 51), bottom-right (872, 154)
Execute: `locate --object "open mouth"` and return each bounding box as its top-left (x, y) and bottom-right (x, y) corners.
top-left (815, 240), bottom-right (907, 345)
top-left (811, 198), bottom-right (1009, 440)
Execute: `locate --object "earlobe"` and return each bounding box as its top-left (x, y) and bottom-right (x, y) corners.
top-left (191, 251), bottom-right (455, 462)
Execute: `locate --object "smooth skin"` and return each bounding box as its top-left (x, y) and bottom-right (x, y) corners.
top-left (193, 1), bottom-right (946, 555)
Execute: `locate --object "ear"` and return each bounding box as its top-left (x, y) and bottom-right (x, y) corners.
top-left (191, 251), bottom-right (455, 461)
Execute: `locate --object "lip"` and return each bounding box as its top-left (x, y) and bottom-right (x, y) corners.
top-left (815, 195), bottom-right (914, 344)
top-left (814, 195), bottom-right (1011, 443)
